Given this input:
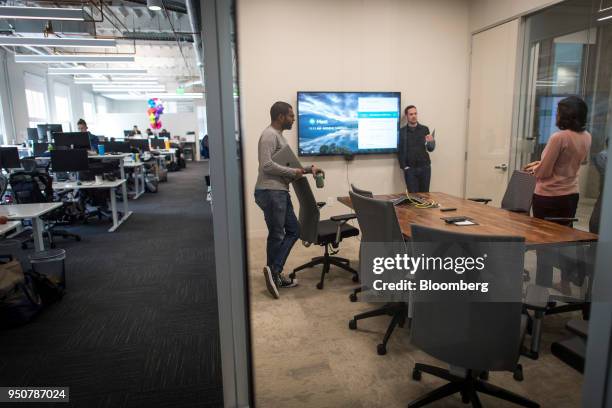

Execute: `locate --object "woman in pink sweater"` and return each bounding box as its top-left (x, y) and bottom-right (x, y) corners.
top-left (523, 96), bottom-right (591, 291)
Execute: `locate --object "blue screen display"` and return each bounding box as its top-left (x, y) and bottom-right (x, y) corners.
top-left (297, 92), bottom-right (400, 156)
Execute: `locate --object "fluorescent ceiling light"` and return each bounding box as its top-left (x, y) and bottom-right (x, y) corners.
top-left (0, 37), bottom-right (116, 48)
top-left (0, 6), bottom-right (85, 21)
top-left (598, 14), bottom-right (612, 21)
top-left (147, 0), bottom-right (163, 11)
top-left (93, 86), bottom-right (166, 91)
top-left (49, 68), bottom-right (146, 75)
top-left (74, 78), bottom-right (158, 84)
top-left (15, 54), bottom-right (134, 63)
top-left (101, 93), bottom-right (203, 100)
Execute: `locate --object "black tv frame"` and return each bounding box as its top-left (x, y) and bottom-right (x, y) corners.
top-left (296, 91), bottom-right (401, 157)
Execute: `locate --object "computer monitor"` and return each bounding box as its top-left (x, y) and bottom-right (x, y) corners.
top-left (104, 141), bottom-right (132, 153)
top-left (159, 131), bottom-right (170, 138)
top-left (27, 128), bottom-right (39, 141)
top-left (151, 138), bottom-right (166, 149)
top-left (130, 139), bottom-right (150, 152)
top-left (124, 130), bottom-right (133, 137)
top-left (0, 147), bottom-right (21, 169)
top-left (53, 132), bottom-right (91, 150)
top-left (37, 124), bottom-right (63, 141)
top-left (50, 149), bottom-right (89, 173)
top-left (33, 142), bottom-right (52, 157)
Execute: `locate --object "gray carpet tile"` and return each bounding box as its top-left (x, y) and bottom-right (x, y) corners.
top-left (0, 162), bottom-right (223, 408)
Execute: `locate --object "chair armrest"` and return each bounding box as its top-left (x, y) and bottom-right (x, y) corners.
top-left (507, 208), bottom-right (529, 214)
top-left (317, 201), bottom-right (326, 209)
top-left (330, 213), bottom-right (357, 222)
top-left (468, 198), bottom-right (492, 204)
top-left (545, 217), bottom-right (578, 223)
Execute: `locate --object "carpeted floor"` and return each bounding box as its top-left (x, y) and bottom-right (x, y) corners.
top-left (0, 162), bottom-right (223, 408)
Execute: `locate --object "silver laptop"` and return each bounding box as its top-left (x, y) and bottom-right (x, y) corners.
top-left (272, 144), bottom-right (302, 169)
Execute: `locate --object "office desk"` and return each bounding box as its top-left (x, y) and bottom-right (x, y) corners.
top-left (53, 180), bottom-right (132, 232)
top-left (337, 192), bottom-right (598, 246)
top-left (0, 203), bottom-right (63, 251)
top-left (123, 162), bottom-right (145, 199)
top-left (0, 220), bottom-right (20, 236)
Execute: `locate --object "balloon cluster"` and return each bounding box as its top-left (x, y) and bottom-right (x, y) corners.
top-left (147, 98), bottom-right (164, 130)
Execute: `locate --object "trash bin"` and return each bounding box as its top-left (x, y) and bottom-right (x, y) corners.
top-left (28, 249), bottom-right (66, 290)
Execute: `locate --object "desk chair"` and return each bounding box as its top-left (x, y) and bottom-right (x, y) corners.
top-left (348, 184), bottom-right (372, 302)
top-left (469, 170), bottom-right (536, 213)
top-left (0, 174), bottom-right (8, 200)
top-left (288, 177), bottom-right (359, 289)
top-left (347, 191), bottom-right (409, 355)
top-left (408, 225), bottom-right (535, 407)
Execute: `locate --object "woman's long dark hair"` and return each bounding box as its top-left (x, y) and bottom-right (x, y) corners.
top-left (556, 96), bottom-right (588, 132)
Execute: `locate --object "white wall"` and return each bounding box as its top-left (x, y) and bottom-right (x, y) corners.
top-left (94, 112), bottom-right (199, 141)
top-left (468, 0), bottom-right (563, 32)
top-left (238, 0), bottom-right (471, 237)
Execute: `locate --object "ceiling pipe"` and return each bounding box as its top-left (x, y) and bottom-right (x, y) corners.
top-left (185, 0), bottom-right (204, 85)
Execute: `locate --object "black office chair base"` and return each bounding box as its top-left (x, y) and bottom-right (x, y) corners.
top-left (409, 365), bottom-right (538, 408)
top-left (290, 245), bottom-right (358, 290)
top-left (349, 302), bottom-right (408, 355)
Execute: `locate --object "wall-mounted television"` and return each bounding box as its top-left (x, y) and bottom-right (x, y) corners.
top-left (297, 91), bottom-right (401, 156)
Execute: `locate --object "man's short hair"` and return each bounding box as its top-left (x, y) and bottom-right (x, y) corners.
top-left (404, 105), bottom-right (417, 115)
top-left (77, 118), bottom-right (87, 127)
top-left (270, 101), bottom-right (293, 122)
top-left (556, 96), bottom-right (588, 132)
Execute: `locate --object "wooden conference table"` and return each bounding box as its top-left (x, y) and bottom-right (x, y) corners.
top-left (337, 192), bottom-right (598, 247)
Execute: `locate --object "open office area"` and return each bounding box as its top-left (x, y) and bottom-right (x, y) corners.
top-left (1, 0), bottom-right (612, 407)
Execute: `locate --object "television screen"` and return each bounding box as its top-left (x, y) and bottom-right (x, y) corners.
top-left (297, 91), bottom-right (400, 156)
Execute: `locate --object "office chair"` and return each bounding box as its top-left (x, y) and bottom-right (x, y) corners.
top-left (348, 184), bottom-right (372, 302)
top-left (0, 174), bottom-right (8, 201)
top-left (288, 177), bottom-right (359, 289)
top-left (347, 190), bottom-right (410, 355)
top-left (469, 170), bottom-right (536, 213)
top-left (408, 225), bottom-right (535, 407)
top-left (9, 170), bottom-right (81, 248)
top-left (551, 319), bottom-right (587, 374)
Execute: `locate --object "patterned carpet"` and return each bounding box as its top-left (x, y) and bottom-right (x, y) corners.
top-left (0, 162), bottom-right (223, 408)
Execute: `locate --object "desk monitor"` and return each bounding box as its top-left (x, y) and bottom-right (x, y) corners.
top-left (159, 131), bottom-right (170, 138)
top-left (124, 130), bottom-right (133, 137)
top-left (51, 149), bottom-right (89, 173)
top-left (151, 138), bottom-right (165, 149)
top-left (129, 139), bottom-right (149, 152)
top-left (37, 124), bottom-right (63, 141)
top-left (272, 144), bottom-right (302, 169)
top-left (104, 141), bottom-right (132, 153)
top-left (54, 132), bottom-right (91, 150)
top-left (33, 142), bottom-right (52, 157)
top-left (27, 128), bottom-right (39, 141)
top-left (0, 147), bottom-right (21, 169)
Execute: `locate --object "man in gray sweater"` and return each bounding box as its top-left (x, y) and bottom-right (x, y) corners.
top-left (255, 101), bottom-right (320, 299)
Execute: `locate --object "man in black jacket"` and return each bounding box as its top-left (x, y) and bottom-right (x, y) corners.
top-left (397, 105), bottom-right (435, 192)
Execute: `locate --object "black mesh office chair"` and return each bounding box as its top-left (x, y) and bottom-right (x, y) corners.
top-left (347, 190), bottom-right (410, 355)
top-left (469, 170), bottom-right (536, 213)
top-left (408, 225), bottom-right (534, 407)
top-left (289, 177), bottom-right (359, 289)
top-left (348, 184), bottom-right (373, 302)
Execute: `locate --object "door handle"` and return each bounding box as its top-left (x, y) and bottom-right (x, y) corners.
top-left (494, 164), bottom-right (508, 171)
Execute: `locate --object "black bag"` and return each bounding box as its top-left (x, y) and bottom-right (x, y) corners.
top-left (0, 261), bottom-right (43, 328)
top-left (27, 270), bottom-right (64, 305)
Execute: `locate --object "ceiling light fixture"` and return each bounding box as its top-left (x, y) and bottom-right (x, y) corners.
top-left (597, 14), bottom-right (612, 21)
top-left (0, 6), bottom-right (85, 21)
top-left (74, 78), bottom-right (158, 84)
top-left (0, 37), bottom-right (116, 48)
top-left (15, 54), bottom-right (135, 63)
top-left (147, 0), bottom-right (163, 11)
top-left (49, 68), bottom-right (147, 75)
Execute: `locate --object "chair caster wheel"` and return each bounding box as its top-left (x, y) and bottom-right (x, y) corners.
top-left (349, 293), bottom-right (357, 302)
top-left (479, 371), bottom-right (489, 381)
top-left (352, 275), bottom-right (359, 282)
top-left (349, 320), bottom-right (357, 330)
top-left (377, 344), bottom-right (387, 355)
top-left (316, 282), bottom-right (323, 290)
top-left (412, 368), bottom-right (421, 381)
top-left (289, 272), bottom-right (296, 280)
top-left (513, 365), bottom-right (524, 382)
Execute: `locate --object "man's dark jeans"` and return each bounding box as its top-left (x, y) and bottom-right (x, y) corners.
top-left (254, 189), bottom-right (300, 275)
top-left (404, 165), bottom-right (431, 193)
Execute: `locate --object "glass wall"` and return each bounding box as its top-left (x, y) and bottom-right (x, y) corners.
top-left (517, 0), bottom-right (611, 231)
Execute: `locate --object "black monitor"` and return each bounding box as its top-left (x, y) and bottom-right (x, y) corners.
top-left (53, 132), bottom-right (91, 150)
top-left (50, 149), bottom-right (89, 173)
top-left (33, 142), bottom-right (52, 157)
top-left (37, 124), bottom-right (63, 140)
top-left (104, 141), bottom-right (132, 153)
top-left (159, 131), bottom-right (170, 138)
top-left (0, 147), bottom-right (21, 169)
top-left (151, 138), bottom-right (165, 149)
top-left (129, 139), bottom-right (150, 152)
top-left (27, 128), bottom-right (39, 141)
top-left (124, 130), bottom-right (133, 137)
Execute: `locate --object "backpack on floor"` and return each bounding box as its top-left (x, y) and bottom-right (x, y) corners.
top-left (0, 260), bottom-right (43, 328)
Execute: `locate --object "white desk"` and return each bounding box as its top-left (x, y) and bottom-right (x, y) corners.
top-left (151, 148), bottom-right (177, 163)
top-left (0, 203), bottom-right (63, 251)
top-left (123, 162), bottom-right (145, 199)
top-left (53, 179), bottom-right (131, 232)
top-left (89, 154), bottom-right (132, 211)
top-left (0, 220), bottom-right (21, 236)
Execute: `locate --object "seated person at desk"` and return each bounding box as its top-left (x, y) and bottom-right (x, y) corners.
top-left (146, 128), bottom-right (153, 137)
top-left (130, 125), bottom-right (142, 138)
top-left (76, 118), bottom-right (100, 154)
